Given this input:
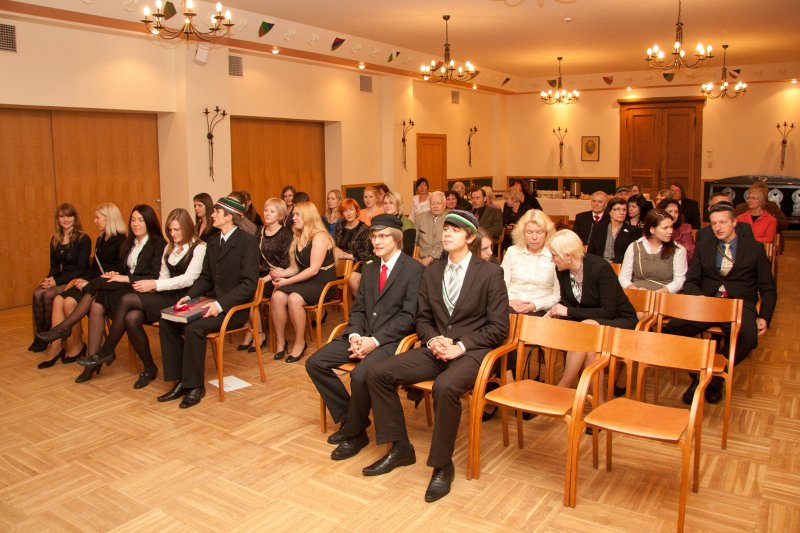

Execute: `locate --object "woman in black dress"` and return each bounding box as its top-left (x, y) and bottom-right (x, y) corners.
top-left (270, 202), bottom-right (336, 363)
top-left (36, 205), bottom-right (166, 382)
top-left (333, 197), bottom-right (371, 294)
top-left (30, 203), bottom-right (91, 354)
top-left (39, 203), bottom-right (126, 368)
top-left (193, 192), bottom-right (219, 242)
top-left (510, 178), bottom-right (543, 211)
top-left (281, 185), bottom-right (297, 229)
top-left (546, 229), bottom-right (637, 401)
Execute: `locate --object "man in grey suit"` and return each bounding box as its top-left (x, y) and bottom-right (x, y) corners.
top-left (364, 210), bottom-right (510, 502)
top-left (469, 186), bottom-right (503, 240)
top-left (306, 214), bottom-right (424, 460)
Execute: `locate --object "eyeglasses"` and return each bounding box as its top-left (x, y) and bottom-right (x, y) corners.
top-left (369, 232), bottom-right (393, 241)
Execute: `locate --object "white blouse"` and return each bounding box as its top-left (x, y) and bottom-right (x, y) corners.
top-left (410, 195), bottom-right (430, 222)
top-left (501, 245), bottom-right (561, 312)
top-left (618, 237), bottom-right (687, 294)
top-left (126, 235), bottom-right (150, 273)
top-left (155, 241), bottom-right (207, 292)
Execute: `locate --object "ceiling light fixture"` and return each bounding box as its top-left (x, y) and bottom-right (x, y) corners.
top-left (646, 0), bottom-right (712, 70)
top-left (541, 57), bottom-right (579, 105)
top-left (420, 15), bottom-right (478, 84)
top-left (701, 45), bottom-right (746, 100)
top-left (141, 0), bottom-right (233, 41)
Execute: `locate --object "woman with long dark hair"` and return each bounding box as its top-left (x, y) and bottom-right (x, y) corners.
top-left (658, 198), bottom-right (695, 264)
top-left (587, 197), bottom-right (641, 264)
top-left (193, 192), bottom-right (219, 242)
top-left (281, 185), bottom-right (297, 228)
top-left (619, 208), bottom-right (687, 294)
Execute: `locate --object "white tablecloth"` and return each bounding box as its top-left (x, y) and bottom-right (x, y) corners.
top-left (537, 198), bottom-right (592, 220)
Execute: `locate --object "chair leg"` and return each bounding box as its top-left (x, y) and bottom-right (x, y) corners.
top-left (319, 396), bottom-right (327, 432)
top-left (604, 429), bottom-right (613, 471)
top-left (216, 336), bottom-right (225, 402)
top-left (515, 411), bottom-right (524, 449)
top-left (721, 372), bottom-right (732, 449)
top-left (423, 392), bottom-right (433, 427)
top-left (677, 442), bottom-right (692, 533)
top-left (747, 356), bottom-right (755, 398)
top-left (563, 419), bottom-right (573, 507)
top-left (252, 325), bottom-right (266, 384)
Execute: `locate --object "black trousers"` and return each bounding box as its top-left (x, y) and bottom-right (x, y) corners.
top-left (367, 348), bottom-right (481, 468)
top-left (159, 309), bottom-right (249, 388)
top-left (305, 337), bottom-right (397, 437)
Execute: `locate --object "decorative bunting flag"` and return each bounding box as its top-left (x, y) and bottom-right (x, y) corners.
top-left (547, 79), bottom-right (557, 88)
top-left (331, 37), bottom-right (346, 51)
top-left (388, 51), bottom-right (401, 62)
top-left (663, 72), bottom-right (675, 82)
top-left (502, 77), bottom-right (511, 86)
top-left (603, 76), bottom-right (614, 85)
top-left (730, 69), bottom-right (741, 79)
top-left (163, 1), bottom-right (177, 19)
top-left (258, 21), bottom-right (274, 37)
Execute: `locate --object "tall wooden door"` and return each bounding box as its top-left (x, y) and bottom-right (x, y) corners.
top-left (416, 134), bottom-right (447, 193)
top-left (231, 118), bottom-right (325, 212)
top-left (619, 97), bottom-right (704, 201)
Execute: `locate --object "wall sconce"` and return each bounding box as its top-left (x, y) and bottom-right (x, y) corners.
top-left (552, 127), bottom-right (568, 169)
top-left (468, 126), bottom-right (478, 167)
top-left (401, 118), bottom-right (415, 170)
top-left (777, 121), bottom-right (795, 171)
top-left (204, 106), bottom-right (228, 181)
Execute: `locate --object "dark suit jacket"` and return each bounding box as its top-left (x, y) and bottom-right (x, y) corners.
top-left (683, 236), bottom-right (777, 325)
top-left (680, 198), bottom-right (702, 229)
top-left (473, 206), bottom-right (503, 240)
top-left (556, 253), bottom-right (637, 324)
top-left (416, 254), bottom-right (509, 363)
top-left (573, 211), bottom-right (606, 244)
top-left (344, 252), bottom-right (424, 350)
top-left (119, 236), bottom-right (167, 282)
top-left (188, 227), bottom-right (259, 312)
top-left (696, 220), bottom-right (753, 243)
top-left (587, 221), bottom-right (641, 264)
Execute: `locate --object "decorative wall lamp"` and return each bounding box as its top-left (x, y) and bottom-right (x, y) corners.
top-left (777, 121), bottom-right (795, 171)
top-left (204, 106), bottom-right (228, 180)
top-left (401, 118), bottom-right (415, 170)
top-left (468, 126), bottom-right (478, 167)
top-left (552, 127), bottom-right (568, 169)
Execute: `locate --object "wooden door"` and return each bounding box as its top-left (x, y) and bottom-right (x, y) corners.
top-left (619, 97), bottom-right (704, 200)
top-left (231, 118), bottom-right (325, 212)
top-left (416, 133), bottom-right (447, 193)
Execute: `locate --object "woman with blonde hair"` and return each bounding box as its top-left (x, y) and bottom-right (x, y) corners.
top-left (270, 202), bottom-right (336, 363)
top-left (324, 189), bottom-right (343, 234)
top-left (382, 191), bottom-right (416, 256)
top-left (358, 186), bottom-right (384, 225)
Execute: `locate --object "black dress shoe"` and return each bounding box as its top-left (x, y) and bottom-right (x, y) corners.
top-left (28, 339), bottom-right (50, 352)
top-left (62, 345), bottom-right (86, 365)
top-left (75, 364), bottom-right (101, 383)
top-left (405, 387), bottom-right (425, 408)
top-left (613, 385), bottom-right (627, 398)
top-left (362, 444), bottom-right (416, 476)
top-left (248, 336), bottom-right (267, 353)
top-left (331, 432), bottom-right (369, 461)
top-left (285, 344), bottom-right (307, 364)
top-left (35, 326), bottom-right (71, 344)
top-left (236, 343), bottom-right (251, 351)
top-left (37, 349), bottom-right (66, 369)
top-left (682, 376), bottom-right (700, 405)
top-left (705, 377), bottom-right (724, 404)
top-left (522, 412), bottom-right (538, 421)
top-left (424, 461), bottom-right (455, 503)
top-left (157, 382), bottom-right (185, 402)
top-left (133, 368), bottom-right (158, 389)
top-left (179, 387), bottom-right (206, 408)
top-left (327, 427), bottom-right (345, 444)
top-left (273, 346), bottom-right (286, 360)
top-left (79, 351), bottom-right (116, 367)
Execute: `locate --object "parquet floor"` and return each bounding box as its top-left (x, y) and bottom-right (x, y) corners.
top-left (2, 241), bottom-right (799, 532)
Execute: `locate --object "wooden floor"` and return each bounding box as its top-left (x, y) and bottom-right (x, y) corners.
top-left (2, 242), bottom-right (799, 532)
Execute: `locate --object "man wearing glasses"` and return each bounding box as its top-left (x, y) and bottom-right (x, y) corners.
top-left (305, 214), bottom-right (424, 460)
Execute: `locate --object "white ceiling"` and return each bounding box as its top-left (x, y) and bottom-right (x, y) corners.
top-left (222, 0), bottom-right (799, 78)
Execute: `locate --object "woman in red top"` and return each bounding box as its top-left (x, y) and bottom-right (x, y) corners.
top-left (736, 186), bottom-right (777, 244)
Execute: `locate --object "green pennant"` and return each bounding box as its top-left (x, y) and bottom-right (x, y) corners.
top-left (331, 37), bottom-right (345, 51)
top-left (502, 77), bottom-right (511, 86)
top-left (163, 1), bottom-right (177, 19)
top-left (663, 72), bottom-right (675, 82)
top-left (258, 21), bottom-right (274, 38)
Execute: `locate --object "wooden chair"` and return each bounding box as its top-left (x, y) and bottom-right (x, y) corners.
top-left (303, 259), bottom-right (353, 349)
top-left (654, 292), bottom-right (743, 449)
top-left (469, 316), bottom-right (610, 504)
top-left (412, 245), bottom-right (420, 260)
top-left (570, 328), bottom-right (715, 532)
top-left (493, 228), bottom-right (505, 260)
top-left (622, 287), bottom-right (658, 331)
top-left (610, 262), bottom-right (622, 276)
top-left (206, 279), bottom-right (267, 402)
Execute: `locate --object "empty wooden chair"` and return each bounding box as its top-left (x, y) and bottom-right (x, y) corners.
top-left (303, 259), bottom-right (353, 349)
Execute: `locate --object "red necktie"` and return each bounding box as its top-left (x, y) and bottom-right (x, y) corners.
top-left (379, 264), bottom-right (388, 291)
top-left (593, 214), bottom-right (600, 224)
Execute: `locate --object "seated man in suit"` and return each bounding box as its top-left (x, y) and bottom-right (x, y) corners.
top-left (573, 191), bottom-right (608, 244)
top-left (305, 214), bottom-right (424, 460)
top-left (664, 203), bottom-right (776, 405)
top-left (158, 196), bottom-right (259, 408)
top-left (451, 181), bottom-right (472, 210)
top-left (669, 182), bottom-right (702, 229)
top-left (365, 210), bottom-right (509, 502)
top-left (469, 186), bottom-right (503, 241)
top-left (416, 191), bottom-right (449, 267)
top-left (696, 193), bottom-right (753, 242)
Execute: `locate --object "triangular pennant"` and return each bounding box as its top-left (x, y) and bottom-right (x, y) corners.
top-left (331, 37), bottom-right (346, 51)
top-left (547, 79), bottom-right (557, 88)
top-left (163, 1), bottom-right (177, 19)
top-left (663, 72), bottom-right (675, 82)
top-left (603, 76), bottom-right (614, 85)
top-left (729, 69), bottom-right (740, 79)
top-left (502, 77), bottom-right (511, 86)
top-left (388, 50), bottom-right (401, 62)
top-left (258, 21), bottom-right (274, 38)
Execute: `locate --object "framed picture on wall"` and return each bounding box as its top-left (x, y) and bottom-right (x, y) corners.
top-left (581, 136), bottom-right (600, 162)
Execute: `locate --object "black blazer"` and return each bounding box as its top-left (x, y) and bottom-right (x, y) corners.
top-left (680, 198), bottom-right (702, 229)
top-left (344, 252), bottom-right (424, 350)
top-left (683, 236), bottom-right (777, 325)
top-left (556, 254), bottom-right (637, 325)
top-left (587, 221), bottom-right (641, 264)
top-left (573, 211), bottom-right (606, 244)
top-left (416, 254), bottom-right (510, 363)
top-left (695, 220), bottom-right (753, 243)
top-left (85, 233), bottom-right (125, 281)
top-left (188, 228), bottom-right (259, 312)
top-left (48, 234), bottom-right (92, 285)
top-left (119, 236), bottom-right (167, 282)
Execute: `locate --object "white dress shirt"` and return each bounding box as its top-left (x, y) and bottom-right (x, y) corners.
top-left (501, 245), bottom-right (561, 312)
top-left (155, 241), bottom-right (207, 292)
top-left (126, 235), bottom-right (150, 273)
top-left (618, 237), bottom-right (687, 294)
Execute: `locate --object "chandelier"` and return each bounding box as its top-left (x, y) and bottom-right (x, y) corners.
top-left (701, 45), bottom-right (747, 100)
top-left (420, 15), bottom-right (478, 84)
top-left (141, 0), bottom-right (234, 41)
top-left (645, 0), bottom-right (712, 70)
top-left (540, 57), bottom-right (579, 105)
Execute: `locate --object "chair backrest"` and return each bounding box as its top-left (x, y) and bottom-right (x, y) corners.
top-left (610, 262), bottom-right (622, 275)
top-left (608, 328), bottom-right (714, 375)
top-left (336, 259), bottom-right (354, 279)
top-left (655, 292), bottom-right (742, 329)
top-left (516, 315), bottom-right (608, 355)
top-left (412, 245), bottom-right (420, 260)
top-left (623, 287), bottom-right (657, 331)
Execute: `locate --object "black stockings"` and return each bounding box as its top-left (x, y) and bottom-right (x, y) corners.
top-left (98, 292), bottom-right (156, 372)
top-left (32, 284), bottom-right (63, 333)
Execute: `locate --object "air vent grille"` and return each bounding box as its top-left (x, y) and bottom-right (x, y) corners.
top-left (0, 24), bottom-right (17, 53)
top-left (228, 55), bottom-right (243, 77)
top-left (359, 75), bottom-right (373, 93)
top-left (451, 91), bottom-right (460, 104)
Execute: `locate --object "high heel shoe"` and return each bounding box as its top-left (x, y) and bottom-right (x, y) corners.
top-left (75, 364), bottom-right (101, 383)
top-left (79, 351), bottom-right (116, 367)
top-left (28, 339), bottom-right (49, 352)
top-left (285, 343), bottom-right (307, 363)
top-left (133, 367), bottom-right (158, 389)
top-left (35, 325), bottom-right (71, 344)
top-left (37, 349), bottom-right (66, 369)
top-left (62, 345), bottom-right (87, 365)
top-left (311, 311), bottom-right (328, 328)
top-left (273, 345), bottom-right (287, 360)
top-left (248, 334), bottom-right (267, 353)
